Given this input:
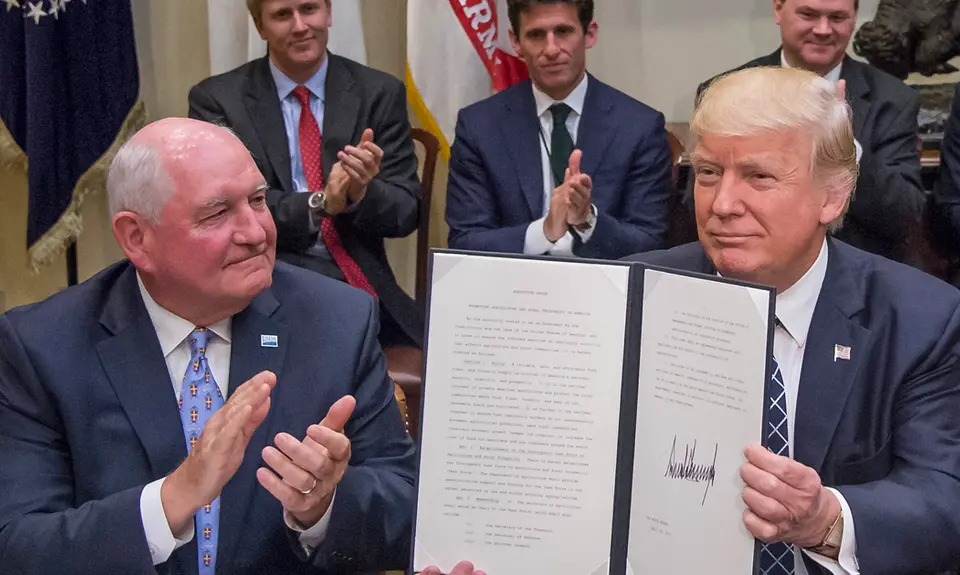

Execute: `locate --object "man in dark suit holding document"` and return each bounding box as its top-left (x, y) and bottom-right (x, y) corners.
top-left (626, 67), bottom-right (960, 575)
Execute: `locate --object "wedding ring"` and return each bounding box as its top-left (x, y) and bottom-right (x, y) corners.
top-left (299, 477), bottom-right (318, 495)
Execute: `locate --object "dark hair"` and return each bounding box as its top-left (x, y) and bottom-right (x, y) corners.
top-left (507, 0), bottom-right (594, 35)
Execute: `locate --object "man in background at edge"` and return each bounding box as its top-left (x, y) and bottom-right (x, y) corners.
top-left (629, 67), bottom-right (960, 574)
top-left (0, 118), bottom-right (415, 574)
top-left (695, 0), bottom-right (923, 264)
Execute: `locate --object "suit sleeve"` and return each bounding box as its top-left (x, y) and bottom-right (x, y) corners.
top-left (445, 110), bottom-right (530, 253)
top-left (340, 80), bottom-right (421, 239)
top-left (931, 84), bottom-right (960, 252)
top-left (0, 316), bottom-right (156, 574)
top-left (187, 82), bottom-right (318, 253)
top-left (299, 298), bottom-right (416, 573)
top-left (573, 113), bottom-right (672, 258)
top-left (836, 305), bottom-right (960, 574)
top-left (844, 91), bottom-right (924, 251)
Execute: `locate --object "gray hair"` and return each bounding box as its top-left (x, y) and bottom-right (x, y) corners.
top-left (693, 66), bottom-right (858, 231)
top-left (106, 140), bottom-right (174, 223)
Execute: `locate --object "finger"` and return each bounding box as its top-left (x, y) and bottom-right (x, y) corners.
top-left (743, 508), bottom-right (780, 542)
top-left (361, 141), bottom-right (383, 161)
top-left (242, 395), bottom-right (272, 438)
top-left (343, 146), bottom-right (377, 171)
top-left (420, 567), bottom-right (442, 575)
top-left (306, 425), bottom-right (352, 462)
top-left (739, 461), bottom-right (783, 498)
top-left (320, 395), bottom-right (356, 432)
top-left (261, 443), bottom-right (317, 492)
top-left (275, 431), bottom-right (338, 477)
top-left (836, 79), bottom-right (846, 101)
top-left (340, 162), bottom-right (366, 184)
top-left (745, 444), bottom-right (811, 490)
top-left (337, 151), bottom-right (370, 176)
top-left (450, 561), bottom-right (477, 575)
top-left (741, 485), bottom-right (788, 524)
top-left (568, 149), bottom-right (582, 175)
top-left (225, 371), bottom-right (276, 412)
top-left (578, 173), bottom-right (592, 192)
top-left (359, 128), bottom-right (374, 146)
top-left (256, 466), bottom-right (306, 510)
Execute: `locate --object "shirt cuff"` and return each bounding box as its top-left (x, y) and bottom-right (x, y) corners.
top-left (140, 477), bottom-right (194, 565)
top-left (283, 490), bottom-right (336, 555)
top-left (523, 218), bottom-right (557, 255)
top-left (548, 231), bottom-right (575, 256)
top-left (802, 487), bottom-right (859, 574)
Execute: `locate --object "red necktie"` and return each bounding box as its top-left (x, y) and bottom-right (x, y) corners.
top-left (292, 86), bottom-right (376, 298)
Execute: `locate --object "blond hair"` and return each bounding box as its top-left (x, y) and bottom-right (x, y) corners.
top-left (693, 66), bottom-right (858, 231)
top-left (246, 0), bottom-right (329, 24)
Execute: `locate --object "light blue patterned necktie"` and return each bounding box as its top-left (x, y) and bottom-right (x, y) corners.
top-left (760, 355), bottom-right (795, 574)
top-left (178, 327), bottom-right (224, 573)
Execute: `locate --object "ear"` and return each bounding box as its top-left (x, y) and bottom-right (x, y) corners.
top-left (773, 0), bottom-right (784, 25)
top-left (819, 184), bottom-right (850, 227)
top-left (112, 211), bottom-right (156, 273)
top-left (584, 20), bottom-right (599, 49)
top-left (509, 28), bottom-right (523, 59)
top-left (325, 0), bottom-right (333, 28)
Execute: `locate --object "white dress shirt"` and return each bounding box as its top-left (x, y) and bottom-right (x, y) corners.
top-left (769, 240), bottom-right (859, 574)
top-left (523, 74), bottom-right (598, 255)
top-left (136, 275), bottom-right (333, 564)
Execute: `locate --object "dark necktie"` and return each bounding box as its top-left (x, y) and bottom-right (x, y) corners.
top-left (292, 86), bottom-right (377, 299)
top-left (548, 102), bottom-right (574, 187)
top-left (760, 354), bottom-right (795, 574)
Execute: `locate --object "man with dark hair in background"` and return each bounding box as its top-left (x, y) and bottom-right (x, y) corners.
top-left (445, 0), bottom-right (673, 260)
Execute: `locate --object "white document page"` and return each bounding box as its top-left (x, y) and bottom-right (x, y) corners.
top-left (413, 253), bottom-right (630, 575)
top-left (627, 268), bottom-right (770, 575)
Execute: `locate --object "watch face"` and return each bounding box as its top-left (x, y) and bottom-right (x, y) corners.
top-left (308, 191), bottom-right (325, 210)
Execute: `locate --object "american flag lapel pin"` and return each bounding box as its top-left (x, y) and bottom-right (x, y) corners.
top-left (834, 344), bottom-right (851, 362)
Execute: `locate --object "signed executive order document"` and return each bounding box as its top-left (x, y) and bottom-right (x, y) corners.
top-left (412, 251), bottom-right (774, 575)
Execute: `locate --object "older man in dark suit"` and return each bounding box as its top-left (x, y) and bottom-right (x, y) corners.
top-left (188, 0), bottom-right (422, 349)
top-left (631, 66), bottom-right (960, 575)
top-left (0, 118), bottom-right (416, 574)
top-left (696, 0), bottom-right (924, 263)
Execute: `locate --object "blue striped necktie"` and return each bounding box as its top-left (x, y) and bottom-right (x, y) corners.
top-left (178, 327), bottom-right (224, 573)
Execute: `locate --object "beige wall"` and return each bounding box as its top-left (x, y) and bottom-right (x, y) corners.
top-left (0, 0), bottom-right (886, 311)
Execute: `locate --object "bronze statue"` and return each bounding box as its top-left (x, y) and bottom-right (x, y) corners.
top-left (853, 0), bottom-right (960, 80)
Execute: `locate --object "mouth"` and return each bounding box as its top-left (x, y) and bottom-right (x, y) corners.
top-left (710, 233), bottom-right (755, 246)
top-left (227, 252), bottom-right (268, 267)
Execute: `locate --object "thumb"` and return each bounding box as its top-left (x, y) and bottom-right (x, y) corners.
top-left (320, 395), bottom-right (356, 432)
top-left (835, 79), bottom-right (846, 102)
top-left (568, 149), bottom-right (582, 175)
top-left (359, 128), bottom-right (375, 146)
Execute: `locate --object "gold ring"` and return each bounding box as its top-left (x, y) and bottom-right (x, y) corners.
top-left (299, 477), bottom-right (318, 495)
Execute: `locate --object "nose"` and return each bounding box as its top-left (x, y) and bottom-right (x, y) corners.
top-left (292, 11), bottom-right (308, 33)
top-left (544, 32), bottom-right (561, 57)
top-left (233, 204), bottom-right (268, 247)
top-left (710, 173), bottom-right (746, 219)
top-left (812, 16), bottom-right (832, 36)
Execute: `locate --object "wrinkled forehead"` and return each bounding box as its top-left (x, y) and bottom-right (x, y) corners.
top-left (692, 130), bottom-right (812, 170)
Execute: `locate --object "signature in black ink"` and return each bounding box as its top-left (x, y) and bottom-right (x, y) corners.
top-left (664, 435), bottom-right (718, 505)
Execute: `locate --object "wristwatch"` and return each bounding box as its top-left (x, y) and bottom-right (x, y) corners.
top-left (808, 508), bottom-right (843, 556)
top-left (571, 204), bottom-right (597, 234)
top-left (307, 190), bottom-right (327, 216)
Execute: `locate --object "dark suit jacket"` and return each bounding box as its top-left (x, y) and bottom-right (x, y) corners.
top-left (626, 239), bottom-right (960, 575)
top-left (0, 261), bottom-right (416, 574)
top-left (445, 75), bottom-right (672, 259)
top-left (187, 54), bottom-right (423, 347)
top-left (696, 50), bottom-right (925, 263)
top-left (931, 84), bottom-right (960, 257)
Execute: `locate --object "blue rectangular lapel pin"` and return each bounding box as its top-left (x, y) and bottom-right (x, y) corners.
top-left (260, 334), bottom-right (279, 348)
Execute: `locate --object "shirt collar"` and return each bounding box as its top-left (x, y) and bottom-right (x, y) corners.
top-left (532, 73), bottom-right (589, 119)
top-left (780, 50), bottom-right (843, 85)
top-left (775, 238), bottom-right (829, 348)
top-left (270, 55), bottom-right (329, 103)
top-left (137, 273), bottom-right (232, 358)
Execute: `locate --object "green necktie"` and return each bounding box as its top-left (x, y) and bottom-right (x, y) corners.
top-left (549, 103), bottom-right (574, 187)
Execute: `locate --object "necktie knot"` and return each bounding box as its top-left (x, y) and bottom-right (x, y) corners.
top-left (550, 103), bottom-right (572, 127)
top-left (292, 85), bottom-right (311, 108)
top-left (189, 328), bottom-right (210, 358)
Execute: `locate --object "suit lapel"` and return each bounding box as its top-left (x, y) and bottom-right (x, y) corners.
top-left (793, 240), bottom-right (869, 473)
top-left (322, 55), bottom-right (360, 179)
top-left (215, 287), bottom-right (289, 569)
top-left (244, 57), bottom-right (294, 191)
top-left (577, 76), bottom-right (618, 178)
top-left (96, 267), bottom-right (187, 480)
top-left (840, 57), bottom-right (871, 138)
top-left (503, 81), bottom-right (545, 218)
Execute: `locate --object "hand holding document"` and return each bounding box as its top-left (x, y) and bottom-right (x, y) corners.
top-left (412, 252), bottom-right (775, 575)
